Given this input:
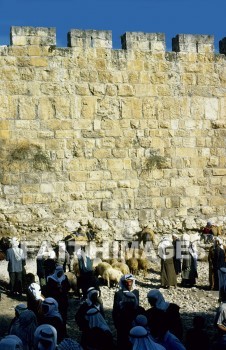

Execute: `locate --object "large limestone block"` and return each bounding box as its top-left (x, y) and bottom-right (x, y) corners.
top-left (81, 97), bottom-right (96, 118)
top-left (166, 197), bottom-right (180, 208)
top-left (86, 181), bottom-right (101, 191)
top-left (107, 159), bottom-right (124, 171)
top-left (100, 181), bottom-right (117, 190)
top-left (204, 97), bottom-right (218, 120)
top-left (185, 186), bottom-right (200, 196)
top-left (118, 84), bottom-right (134, 97)
top-left (64, 182), bottom-right (85, 192)
top-left (30, 57), bottom-right (48, 67)
top-left (0, 130), bottom-right (10, 139)
top-left (88, 200), bottom-right (101, 212)
top-left (69, 171), bottom-right (88, 182)
top-left (22, 194), bottom-right (35, 204)
top-left (176, 147), bottom-right (198, 157)
top-left (3, 185), bottom-right (19, 195)
top-left (210, 197), bottom-right (226, 206)
top-left (213, 169), bottom-right (226, 176)
top-left (40, 183), bottom-right (55, 193)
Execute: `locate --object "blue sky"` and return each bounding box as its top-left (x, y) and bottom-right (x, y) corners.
top-left (1, 0), bottom-right (225, 52)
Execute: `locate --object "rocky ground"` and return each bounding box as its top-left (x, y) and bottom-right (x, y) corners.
top-left (0, 247), bottom-right (220, 348)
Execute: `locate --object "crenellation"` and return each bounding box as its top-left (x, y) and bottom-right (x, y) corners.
top-left (68, 29), bottom-right (112, 49)
top-left (172, 34), bottom-right (214, 53)
top-left (121, 32), bottom-right (165, 52)
top-left (10, 26), bottom-right (56, 46)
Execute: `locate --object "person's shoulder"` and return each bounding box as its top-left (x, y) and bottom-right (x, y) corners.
top-left (114, 289), bottom-right (123, 295)
top-left (168, 303), bottom-right (180, 312)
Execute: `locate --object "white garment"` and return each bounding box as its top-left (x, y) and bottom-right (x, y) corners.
top-left (28, 282), bottom-right (44, 301)
top-left (216, 302), bottom-right (226, 326)
top-left (158, 237), bottom-right (173, 260)
top-left (10, 238), bottom-right (24, 261)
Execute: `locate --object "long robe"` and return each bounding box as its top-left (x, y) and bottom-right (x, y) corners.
top-left (160, 256), bottom-right (177, 288)
top-left (208, 244), bottom-right (225, 290)
top-left (181, 245), bottom-right (198, 287)
top-left (158, 238), bottom-right (177, 288)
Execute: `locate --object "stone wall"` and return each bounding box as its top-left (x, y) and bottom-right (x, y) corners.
top-left (0, 26), bottom-right (225, 242)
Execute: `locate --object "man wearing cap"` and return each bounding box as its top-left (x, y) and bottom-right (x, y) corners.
top-left (112, 274), bottom-right (139, 327)
top-left (112, 274), bottom-right (145, 350)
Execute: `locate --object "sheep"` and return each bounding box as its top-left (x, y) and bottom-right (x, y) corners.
top-left (95, 262), bottom-right (111, 277)
top-left (65, 271), bottom-right (78, 295)
top-left (71, 256), bottom-right (80, 277)
top-left (126, 257), bottom-right (138, 275)
top-left (92, 257), bottom-right (102, 269)
top-left (137, 258), bottom-right (149, 277)
top-left (102, 267), bottom-right (123, 288)
top-left (112, 261), bottom-right (130, 275)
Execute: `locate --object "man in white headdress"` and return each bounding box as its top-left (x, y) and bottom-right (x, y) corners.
top-left (6, 237), bottom-right (25, 296)
top-left (158, 235), bottom-right (177, 289)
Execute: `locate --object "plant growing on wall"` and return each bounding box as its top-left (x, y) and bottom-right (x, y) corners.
top-left (9, 141), bottom-right (52, 171)
top-left (145, 149), bottom-right (167, 170)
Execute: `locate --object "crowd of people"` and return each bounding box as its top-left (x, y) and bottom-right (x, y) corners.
top-left (0, 227), bottom-right (226, 349)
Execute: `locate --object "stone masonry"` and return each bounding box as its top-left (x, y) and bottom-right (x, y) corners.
top-left (0, 26), bottom-right (225, 243)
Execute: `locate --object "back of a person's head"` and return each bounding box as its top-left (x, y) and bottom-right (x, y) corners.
top-left (26, 272), bottom-right (35, 285)
top-left (0, 335), bottom-right (23, 350)
top-left (34, 324), bottom-right (57, 350)
top-left (134, 314), bottom-right (148, 327)
top-left (15, 303), bottom-right (27, 317)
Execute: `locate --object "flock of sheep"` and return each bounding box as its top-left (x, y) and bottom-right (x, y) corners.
top-left (66, 247), bottom-right (153, 291)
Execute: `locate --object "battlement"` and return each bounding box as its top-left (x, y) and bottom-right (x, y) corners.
top-left (10, 26), bottom-right (56, 46)
top-left (6, 26), bottom-right (226, 54)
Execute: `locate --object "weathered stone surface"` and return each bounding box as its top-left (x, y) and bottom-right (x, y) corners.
top-left (0, 27), bottom-right (225, 242)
